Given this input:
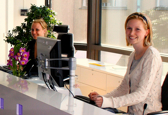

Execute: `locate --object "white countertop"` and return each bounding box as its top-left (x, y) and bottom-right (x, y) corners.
top-left (76, 58), bottom-right (127, 78)
top-left (0, 71), bottom-right (116, 115)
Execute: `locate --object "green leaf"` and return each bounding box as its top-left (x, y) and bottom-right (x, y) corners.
top-left (4, 4), bottom-right (62, 46)
top-left (14, 44), bottom-right (22, 55)
top-left (12, 59), bottom-right (17, 70)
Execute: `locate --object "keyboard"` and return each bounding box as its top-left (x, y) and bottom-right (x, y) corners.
top-left (74, 95), bottom-right (126, 114)
top-left (0, 66), bottom-right (12, 74)
top-left (74, 95), bottom-right (97, 106)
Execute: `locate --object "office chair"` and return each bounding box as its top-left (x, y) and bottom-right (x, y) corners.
top-left (57, 33), bottom-right (75, 85)
top-left (147, 73), bottom-right (168, 115)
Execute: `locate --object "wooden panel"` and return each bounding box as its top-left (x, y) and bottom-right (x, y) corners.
top-left (80, 67), bottom-right (106, 90)
top-left (91, 85), bottom-right (106, 95)
top-left (77, 82), bottom-right (106, 96)
top-left (91, 70), bottom-right (106, 90)
top-left (106, 75), bottom-right (123, 92)
top-left (79, 67), bottom-right (92, 83)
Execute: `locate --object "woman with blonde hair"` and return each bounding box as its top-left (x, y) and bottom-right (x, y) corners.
top-left (89, 12), bottom-right (162, 115)
top-left (24, 18), bottom-right (48, 77)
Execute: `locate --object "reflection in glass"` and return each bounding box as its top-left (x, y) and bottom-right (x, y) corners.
top-left (7, 75), bottom-right (29, 93)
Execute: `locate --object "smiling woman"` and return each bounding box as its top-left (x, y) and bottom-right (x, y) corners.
top-left (126, 19), bottom-right (149, 49)
top-left (31, 19), bottom-right (48, 40)
top-left (125, 13), bottom-right (151, 60)
top-left (125, 12), bottom-right (152, 48)
top-left (89, 12), bottom-right (163, 115)
top-left (23, 19), bottom-right (48, 77)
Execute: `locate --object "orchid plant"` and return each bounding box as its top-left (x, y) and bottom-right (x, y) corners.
top-left (7, 44), bottom-right (30, 77)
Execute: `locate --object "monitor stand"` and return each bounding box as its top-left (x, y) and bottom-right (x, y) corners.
top-left (27, 76), bottom-right (82, 96)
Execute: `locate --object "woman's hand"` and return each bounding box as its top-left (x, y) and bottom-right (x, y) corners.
top-left (95, 96), bottom-right (103, 107)
top-left (88, 92), bottom-right (99, 101)
top-left (88, 92), bottom-right (103, 107)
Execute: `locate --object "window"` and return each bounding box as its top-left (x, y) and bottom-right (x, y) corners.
top-left (101, 51), bottom-right (129, 66)
top-left (113, 0), bottom-right (127, 7)
top-left (137, 0), bottom-right (141, 12)
top-left (101, 0), bottom-right (168, 56)
top-left (99, 0), bottom-right (168, 77)
top-left (102, 0), bottom-right (127, 9)
top-left (156, 0), bottom-right (168, 7)
top-left (52, 0), bottom-right (168, 77)
top-left (75, 50), bottom-right (87, 59)
top-left (52, 0), bottom-right (87, 43)
top-left (82, 0), bottom-right (127, 9)
top-left (82, 0), bottom-right (88, 7)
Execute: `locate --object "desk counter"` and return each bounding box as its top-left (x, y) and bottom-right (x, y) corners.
top-left (0, 71), bottom-right (116, 115)
top-left (76, 59), bottom-right (127, 77)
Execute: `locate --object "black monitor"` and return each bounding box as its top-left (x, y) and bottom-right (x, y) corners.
top-left (37, 34), bottom-right (75, 89)
top-left (37, 37), bottom-right (64, 88)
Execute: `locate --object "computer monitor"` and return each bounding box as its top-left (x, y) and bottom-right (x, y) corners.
top-left (37, 37), bottom-right (64, 88)
top-left (37, 34), bottom-right (75, 89)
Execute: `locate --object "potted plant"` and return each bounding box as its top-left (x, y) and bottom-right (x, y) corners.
top-left (5, 4), bottom-right (62, 77)
top-left (5, 4), bottom-right (62, 46)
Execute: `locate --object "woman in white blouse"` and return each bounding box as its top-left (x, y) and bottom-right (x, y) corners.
top-left (89, 12), bottom-right (162, 115)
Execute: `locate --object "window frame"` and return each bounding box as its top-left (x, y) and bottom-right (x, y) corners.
top-left (74, 0), bottom-right (168, 62)
top-left (155, 0), bottom-right (168, 10)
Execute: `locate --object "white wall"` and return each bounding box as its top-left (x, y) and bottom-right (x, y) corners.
top-left (6, 0), bottom-right (14, 64)
top-left (36, 0), bottom-right (45, 6)
top-left (0, 0), bottom-right (14, 65)
top-left (14, 0), bottom-right (45, 27)
top-left (0, 0), bottom-right (7, 65)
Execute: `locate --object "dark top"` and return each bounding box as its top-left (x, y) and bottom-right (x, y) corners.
top-left (23, 39), bottom-right (38, 77)
top-left (162, 73), bottom-right (168, 110)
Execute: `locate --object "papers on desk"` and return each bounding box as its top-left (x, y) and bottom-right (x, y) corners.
top-left (89, 63), bottom-right (105, 67)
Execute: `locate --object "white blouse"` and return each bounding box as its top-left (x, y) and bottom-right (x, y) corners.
top-left (101, 46), bottom-right (162, 115)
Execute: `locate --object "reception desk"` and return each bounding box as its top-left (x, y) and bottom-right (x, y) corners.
top-left (75, 59), bottom-right (166, 112)
top-left (0, 71), bottom-right (117, 115)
